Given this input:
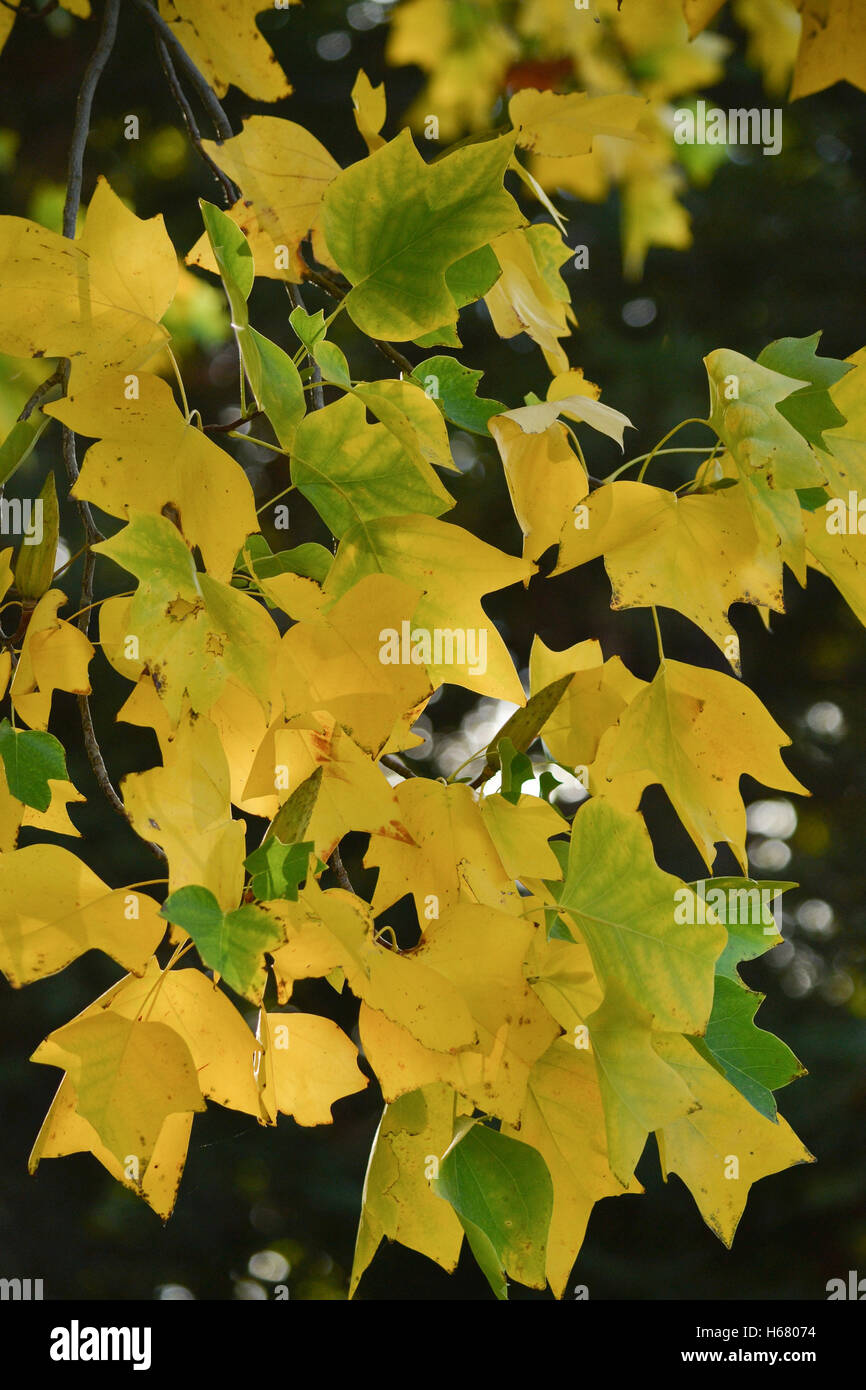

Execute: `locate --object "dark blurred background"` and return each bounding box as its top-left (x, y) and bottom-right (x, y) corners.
top-left (0, 0), bottom-right (865, 1300)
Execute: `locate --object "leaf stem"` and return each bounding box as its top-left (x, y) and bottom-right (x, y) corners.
top-left (166, 344), bottom-right (191, 420)
top-left (651, 606), bottom-right (665, 665)
top-left (636, 419), bottom-right (714, 484)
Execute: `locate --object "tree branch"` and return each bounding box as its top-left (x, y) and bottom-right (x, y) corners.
top-left (154, 36), bottom-right (238, 204)
top-left (55, 0), bottom-right (165, 865)
top-left (380, 753), bottom-right (418, 779)
top-left (130, 0), bottom-right (232, 142)
top-left (16, 366), bottom-right (63, 422)
top-left (328, 843), bottom-right (355, 894)
top-left (62, 0), bottom-right (120, 238)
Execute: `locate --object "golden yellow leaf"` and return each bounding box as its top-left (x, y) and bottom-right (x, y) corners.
top-left (352, 69), bottom-right (387, 152)
top-left (270, 880), bottom-right (477, 1053)
top-left (48, 372), bottom-right (259, 582)
top-left (105, 960), bottom-right (262, 1116)
top-left (0, 844), bottom-right (164, 987)
top-left (258, 1006), bottom-right (367, 1126)
top-left (490, 417), bottom-right (587, 565)
top-left (324, 514), bottom-right (534, 704)
top-left (555, 481), bottom-right (785, 673)
top-left (509, 88), bottom-right (647, 157)
top-left (790, 0), bottom-right (866, 98)
top-left (29, 1074), bottom-right (192, 1221)
top-left (485, 225), bottom-right (576, 374)
top-left (602, 660), bottom-right (808, 872)
top-left (529, 635), bottom-right (646, 775)
top-left (186, 117), bottom-right (340, 283)
top-left (655, 1032), bottom-right (814, 1245)
top-left (363, 778), bottom-right (520, 920)
top-left (10, 589), bottom-right (94, 730)
top-left (360, 903), bottom-right (560, 1124)
top-left (280, 574), bottom-right (431, 759)
top-left (502, 1039), bottom-right (641, 1299)
top-left (31, 1011), bottom-right (205, 1170)
top-left (157, 1), bottom-right (292, 102)
top-left (122, 713), bottom-right (247, 910)
top-left (351, 1085), bottom-right (464, 1296)
top-left (0, 179), bottom-right (176, 391)
top-left (478, 792), bottom-right (564, 881)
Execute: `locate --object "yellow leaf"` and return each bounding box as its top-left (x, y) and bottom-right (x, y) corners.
top-left (280, 574), bottom-right (431, 758)
top-left (351, 1085), bottom-right (464, 1296)
top-left (682, 0), bottom-right (728, 37)
top-left (259, 1006), bottom-right (367, 1126)
top-left (31, 1011), bottom-right (205, 1170)
top-left (655, 1032), bottom-right (814, 1245)
top-left (270, 880), bottom-right (477, 1052)
top-left (0, 179), bottom-right (176, 391)
top-left (29, 1074), bottom-right (192, 1221)
top-left (360, 903), bottom-right (560, 1124)
top-left (529, 635), bottom-right (646, 774)
top-left (10, 589), bottom-right (94, 730)
top-left (485, 225), bottom-right (575, 374)
top-left (157, 0), bottom-right (293, 101)
top-left (122, 713), bottom-right (247, 910)
top-left (105, 960), bottom-right (263, 1116)
top-left (478, 792), bottom-right (564, 881)
top-left (509, 88), bottom-right (647, 157)
top-left (525, 929), bottom-right (604, 1029)
top-left (363, 778), bottom-right (520, 920)
top-left (602, 660), bottom-right (809, 872)
top-left (0, 844), bottom-right (164, 987)
top-left (734, 0), bottom-right (802, 94)
top-left (586, 979), bottom-right (698, 1186)
top-left (19, 777), bottom-right (85, 841)
top-left (555, 481), bottom-right (785, 672)
top-left (790, 0), bottom-right (866, 98)
top-left (186, 117), bottom-right (340, 283)
top-left (324, 515), bottom-right (534, 703)
top-left (490, 414), bottom-right (587, 565)
top-left (244, 715), bottom-right (411, 861)
top-left (352, 69), bottom-right (387, 152)
top-left (502, 1040), bottom-right (641, 1299)
top-left (47, 372), bottom-right (258, 582)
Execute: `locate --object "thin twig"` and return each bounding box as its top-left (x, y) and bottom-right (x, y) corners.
top-left (62, 0), bottom-right (121, 237)
top-left (380, 753), bottom-right (417, 778)
top-left (130, 0), bottom-right (232, 142)
top-left (301, 267), bottom-right (416, 377)
top-left (154, 36), bottom-right (238, 204)
top-left (16, 366), bottom-right (63, 422)
top-left (203, 408), bottom-right (263, 434)
top-left (57, 0), bottom-right (165, 865)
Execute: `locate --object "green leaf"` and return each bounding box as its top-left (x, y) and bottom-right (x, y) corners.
top-left (0, 412), bottom-right (51, 488)
top-left (705, 347), bottom-right (826, 490)
top-left (433, 1122), bottom-right (553, 1298)
top-left (158, 885), bottom-right (282, 1003)
top-left (498, 737), bottom-right (533, 804)
top-left (758, 332), bottom-right (854, 451)
top-left (692, 877), bottom-right (795, 982)
top-left (244, 327), bottom-right (305, 451)
top-left (481, 674), bottom-right (573, 781)
top-left (14, 469), bottom-right (58, 600)
top-left (411, 355), bottom-right (505, 435)
top-left (244, 538), bottom-right (333, 586)
top-left (690, 975), bottom-right (805, 1122)
top-left (291, 393), bottom-right (454, 537)
top-left (289, 306), bottom-right (327, 354)
top-left (0, 718), bottom-right (67, 811)
top-left (321, 129), bottom-right (522, 341)
top-left (199, 199), bottom-right (254, 323)
top-left (313, 339), bottom-right (352, 389)
top-left (549, 801), bottom-right (725, 1033)
top-left (244, 839), bottom-right (321, 901)
top-left (264, 767), bottom-right (323, 847)
top-left (413, 244), bottom-right (504, 347)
